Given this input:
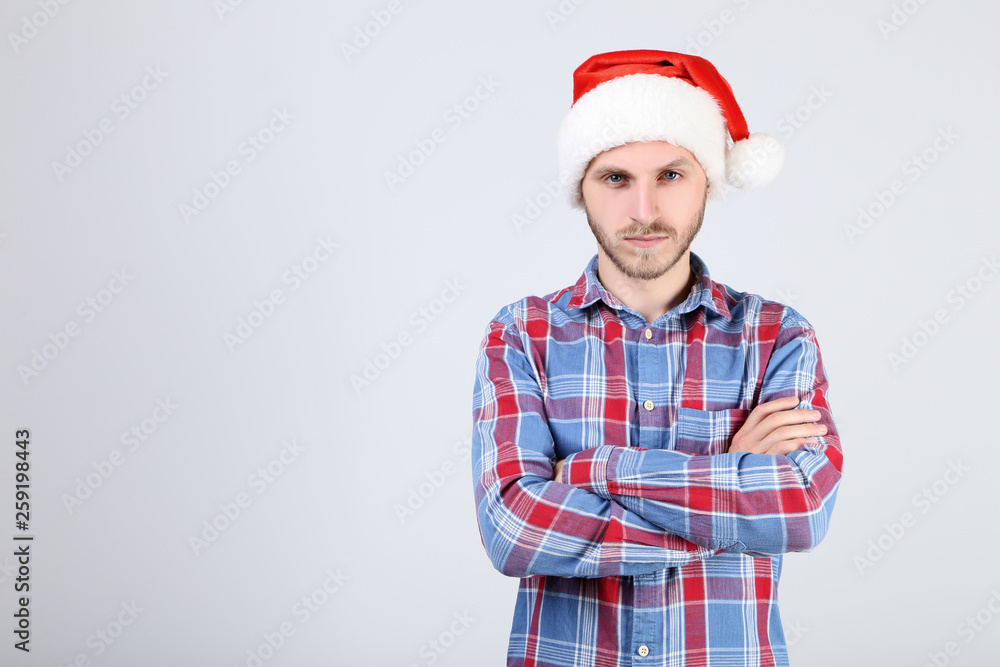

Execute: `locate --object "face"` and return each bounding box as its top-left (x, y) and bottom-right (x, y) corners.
top-left (581, 141), bottom-right (709, 281)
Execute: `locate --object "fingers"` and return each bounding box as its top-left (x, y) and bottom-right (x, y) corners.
top-left (747, 422), bottom-right (826, 455)
top-left (761, 437), bottom-right (819, 456)
top-left (739, 395), bottom-right (800, 433)
top-left (762, 421), bottom-right (826, 446)
top-left (758, 406), bottom-right (822, 431)
top-left (729, 396), bottom-right (827, 455)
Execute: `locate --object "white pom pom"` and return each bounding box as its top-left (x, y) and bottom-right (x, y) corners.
top-left (725, 133), bottom-right (785, 190)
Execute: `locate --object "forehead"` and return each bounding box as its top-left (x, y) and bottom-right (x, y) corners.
top-left (586, 140), bottom-right (700, 173)
top-left (592, 141), bottom-right (694, 162)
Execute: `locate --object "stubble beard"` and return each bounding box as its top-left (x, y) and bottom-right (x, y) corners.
top-left (585, 194), bottom-right (707, 281)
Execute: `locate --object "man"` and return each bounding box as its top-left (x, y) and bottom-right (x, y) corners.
top-left (471, 50), bottom-right (843, 666)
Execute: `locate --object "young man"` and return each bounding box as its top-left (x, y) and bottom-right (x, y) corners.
top-left (471, 50), bottom-right (843, 666)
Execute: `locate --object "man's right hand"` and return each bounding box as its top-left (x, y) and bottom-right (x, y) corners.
top-left (728, 395), bottom-right (826, 456)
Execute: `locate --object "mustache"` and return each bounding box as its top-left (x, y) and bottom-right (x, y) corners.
top-left (617, 224), bottom-right (675, 239)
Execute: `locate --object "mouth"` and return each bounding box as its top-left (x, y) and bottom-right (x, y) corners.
top-left (623, 235), bottom-right (668, 248)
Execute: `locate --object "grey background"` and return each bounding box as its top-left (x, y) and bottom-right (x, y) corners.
top-left (1, 0), bottom-right (998, 665)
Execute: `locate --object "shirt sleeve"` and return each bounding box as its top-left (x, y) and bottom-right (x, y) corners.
top-left (559, 308), bottom-right (844, 557)
top-left (472, 316), bottom-right (717, 579)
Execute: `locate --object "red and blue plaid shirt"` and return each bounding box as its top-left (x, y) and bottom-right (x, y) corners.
top-left (471, 252), bottom-right (843, 666)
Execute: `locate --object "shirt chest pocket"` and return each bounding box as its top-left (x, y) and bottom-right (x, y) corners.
top-left (674, 407), bottom-right (750, 456)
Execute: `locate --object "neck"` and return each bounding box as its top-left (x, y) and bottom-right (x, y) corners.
top-left (596, 250), bottom-right (696, 323)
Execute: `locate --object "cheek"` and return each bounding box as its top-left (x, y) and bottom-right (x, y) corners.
top-left (660, 185), bottom-right (705, 216)
top-left (588, 188), bottom-right (625, 214)
top-left (592, 206), bottom-right (627, 236)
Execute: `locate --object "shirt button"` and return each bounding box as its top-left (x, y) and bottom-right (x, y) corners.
top-left (644, 328), bottom-right (652, 340)
top-left (643, 400), bottom-right (654, 412)
top-left (638, 645), bottom-right (650, 657)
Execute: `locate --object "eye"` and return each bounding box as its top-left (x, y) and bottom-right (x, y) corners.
top-left (662, 170), bottom-right (681, 181)
top-left (605, 173), bottom-right (624, 184)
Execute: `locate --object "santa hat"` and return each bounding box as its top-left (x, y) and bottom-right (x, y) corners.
top-left (556, 49), bottom-right (784, 208)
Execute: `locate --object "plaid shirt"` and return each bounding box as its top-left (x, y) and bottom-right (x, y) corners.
top-left (471, 252), bottom-right (843, 667)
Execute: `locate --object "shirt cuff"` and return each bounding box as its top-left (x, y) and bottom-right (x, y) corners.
top-left (561, 445), bottom-right (620, 500)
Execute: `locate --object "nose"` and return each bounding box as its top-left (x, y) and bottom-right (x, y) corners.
top-left (630, 178), bottom-right (659, 225)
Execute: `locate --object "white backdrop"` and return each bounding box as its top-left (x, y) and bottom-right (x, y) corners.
top-left (2, 1), bottom-right (999, 665)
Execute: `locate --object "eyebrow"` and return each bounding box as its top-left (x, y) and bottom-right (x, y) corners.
top-left (589, 157), bottom-right (695, 179)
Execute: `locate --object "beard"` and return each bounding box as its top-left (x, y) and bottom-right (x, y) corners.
top-left (585, 194), bottom-right (707, 281)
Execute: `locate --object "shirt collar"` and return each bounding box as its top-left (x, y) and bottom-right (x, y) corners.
top-left (564, 251), bottom-right (733, 320)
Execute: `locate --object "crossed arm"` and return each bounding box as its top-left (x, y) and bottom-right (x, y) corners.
top-left (553, 396), bottom-right (826, 479)
top-left (471, 312), bottom-right (843, 578)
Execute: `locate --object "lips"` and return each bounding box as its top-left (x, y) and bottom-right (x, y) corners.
top-left (624, 235), bottom-right (668, 247)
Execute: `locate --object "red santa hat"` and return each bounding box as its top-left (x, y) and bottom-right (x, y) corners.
top-left (557, 49), bottom-right (784, 208)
